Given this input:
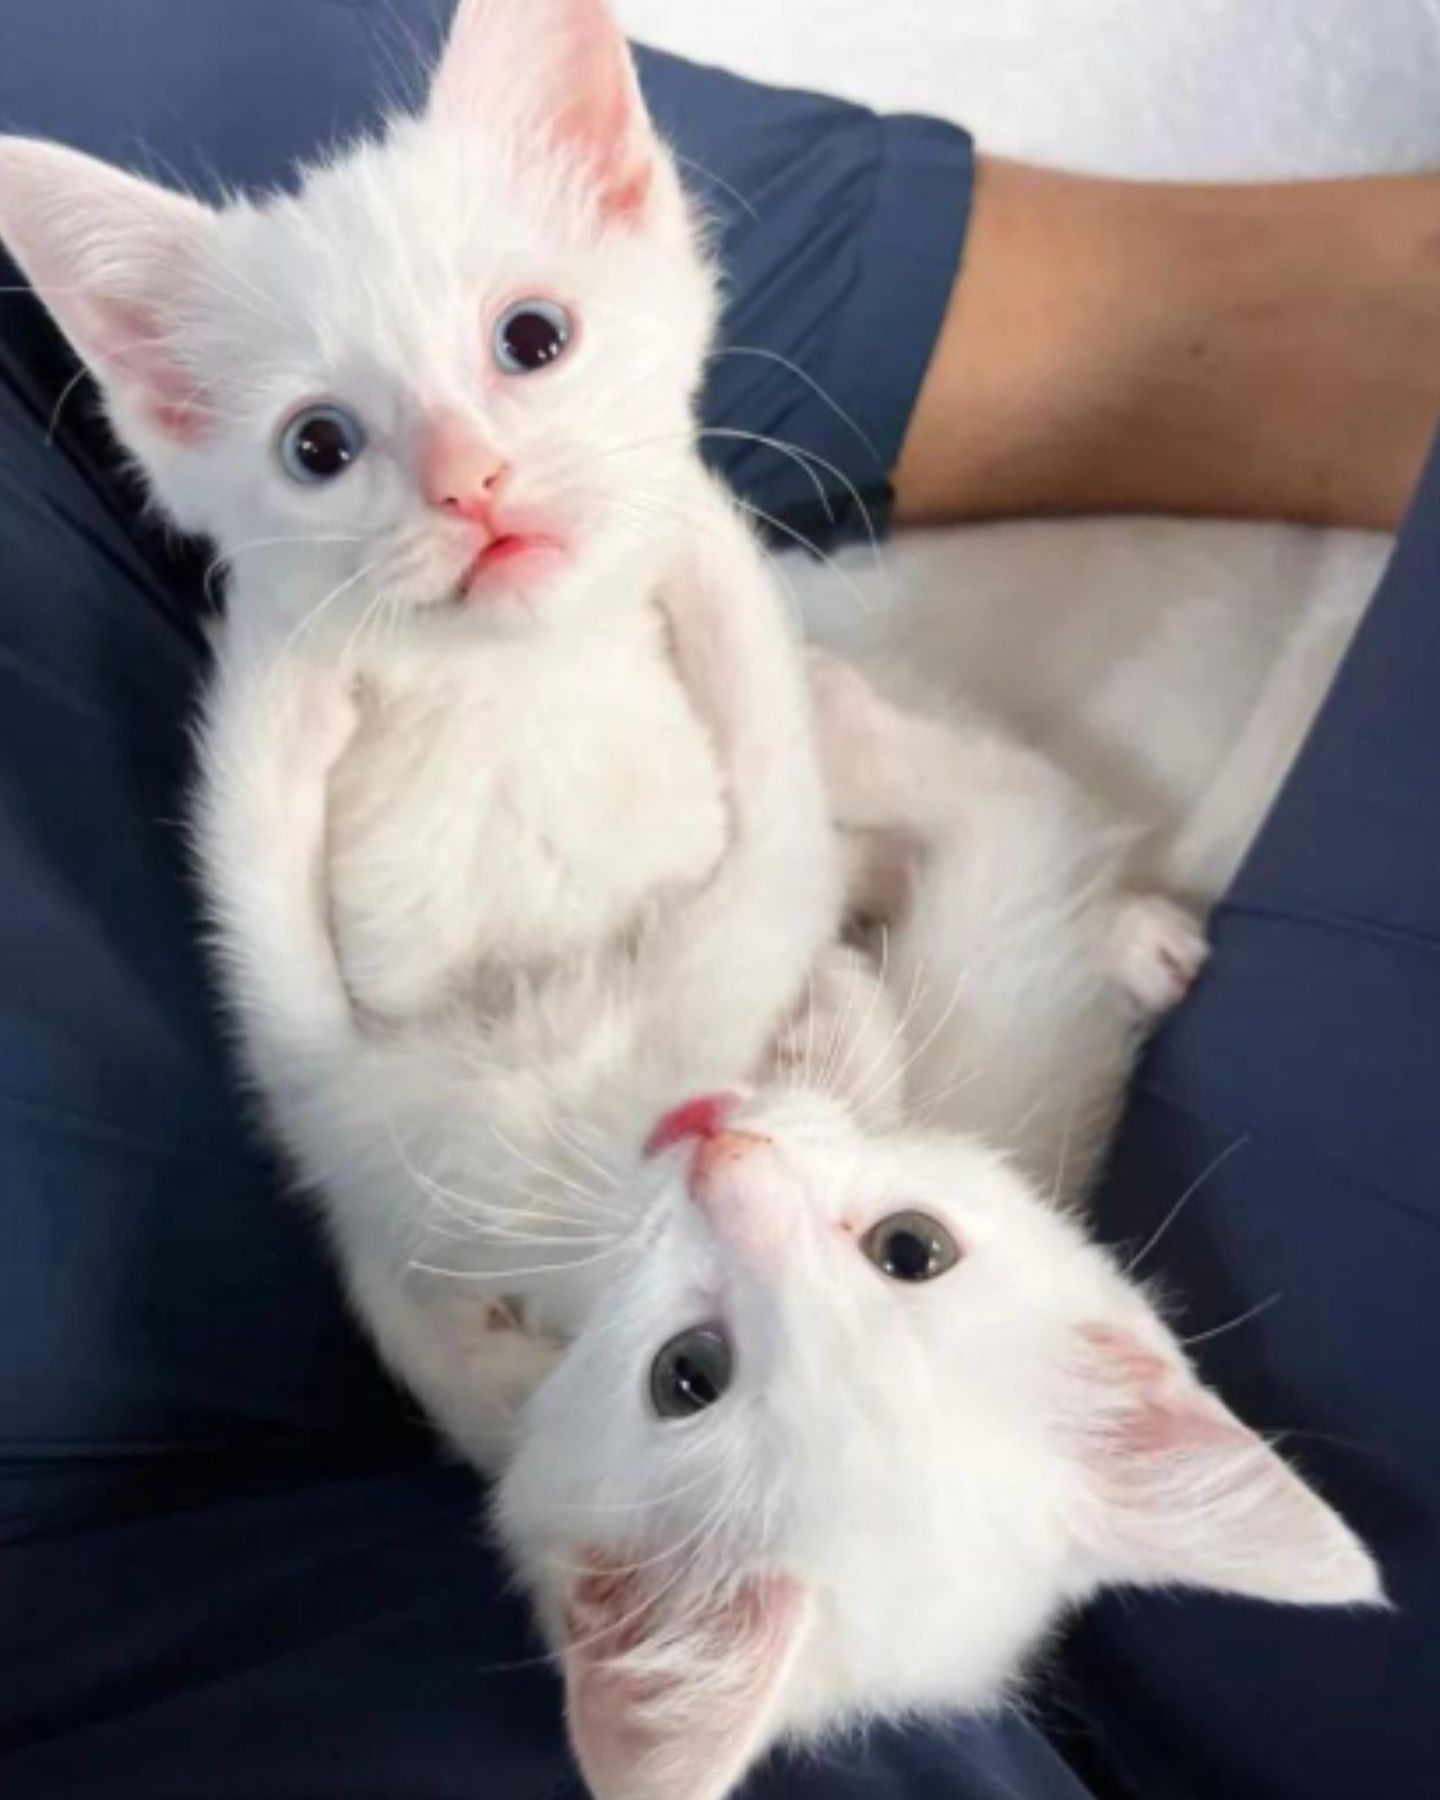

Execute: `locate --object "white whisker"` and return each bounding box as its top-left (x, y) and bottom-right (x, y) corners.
top-left (707, 345), bottom-right (881, 461)
top-left (1181, 1291), bottom-right (1283, 1351)
top-left (484, 1118), bottom-right (633, 1222)
top-left (1120, 1135), bottom-right (1251, 1278)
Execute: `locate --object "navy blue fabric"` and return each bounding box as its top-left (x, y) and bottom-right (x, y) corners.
top-left (1065, 437), bottom-right (1440, 1798)
top-left (0, 7), bottom-right (1066, 1800)
top-left (8, 4), bottom-right (1436, 1798)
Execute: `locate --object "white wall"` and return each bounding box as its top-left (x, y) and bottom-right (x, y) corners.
top-left (618, 0), bottom-right (1440, 179)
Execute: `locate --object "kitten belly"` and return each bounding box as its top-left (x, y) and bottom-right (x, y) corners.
top-left (327, 639), bottom-right (728, 1021)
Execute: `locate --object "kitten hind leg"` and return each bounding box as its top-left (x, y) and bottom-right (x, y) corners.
top-left (812, 650), bottom-right (1212, 1018)
top-left (1109, 893), bottom-right (1210, 1015)
top-left (808, 648), bottom-right (952, 835)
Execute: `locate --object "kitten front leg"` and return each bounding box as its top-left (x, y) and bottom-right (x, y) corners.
top-left (195, 647), bottom-right (361, 1075)
top-left (643, 479), bottom-right (843, 1075)
top-left (202, 647), bottom-right (568, 1467)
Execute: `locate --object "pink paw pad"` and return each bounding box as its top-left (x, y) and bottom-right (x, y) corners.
top-left (1112, 896), bottom-right (1209, 1014)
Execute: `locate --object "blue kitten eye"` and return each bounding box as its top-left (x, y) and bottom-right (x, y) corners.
top-left (650, 1325), bottom-right (732, 1420)
top-left (278, 403), bottom-right (367, 484)
top-left (493, 299), bottom-right (573, 375)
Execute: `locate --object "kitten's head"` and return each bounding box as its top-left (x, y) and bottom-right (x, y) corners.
top-left (0, 0), bottom-right (713, 645)
top-left (497, 1088), bottom-right (1382, 1800)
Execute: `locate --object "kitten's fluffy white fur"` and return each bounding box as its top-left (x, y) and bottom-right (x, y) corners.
top-left (496, 658), bottom-right (1380, 1800)
top-left (0, 4), bottom-right (1382, 1796)
top-left (0, 0), bottom-right (839, 1462)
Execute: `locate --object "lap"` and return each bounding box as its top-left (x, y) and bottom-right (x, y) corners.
top-left (1076, 440), bottom-right (1440, 1796)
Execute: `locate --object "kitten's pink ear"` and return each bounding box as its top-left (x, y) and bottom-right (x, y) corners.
top-left (562, 1554), bottom-right (806, 1800)
top-left (428, 0), bottom-right (656, 222)
top-left (1075, 1323), bottom-right (1383, 1607)
top-left (0, 137), bottom-right (216, 442)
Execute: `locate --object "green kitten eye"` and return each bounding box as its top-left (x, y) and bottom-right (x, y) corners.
top-left (861, 1211), bottom-right (961, 1283)
top-left (278, 403), bottom-right (367, 484)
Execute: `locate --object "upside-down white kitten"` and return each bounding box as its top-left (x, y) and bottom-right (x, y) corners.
top-left (804, 654), bottom-right (1212, 1193)
top-left (0, 0), bottom-right (837, 1460)
top-left (495, 662), bottom-right (1380, 1800)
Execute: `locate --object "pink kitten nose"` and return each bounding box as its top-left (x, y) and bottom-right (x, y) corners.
top-left (420, 412), bottom-right (510, 521)
top-left (644, 1095), bottom-right (784, 1254)
top-left (686, 1128), bottom-right (783, 1256)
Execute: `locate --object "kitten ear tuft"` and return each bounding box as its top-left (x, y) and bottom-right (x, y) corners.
top-left (1074, 1322), bottom-right (1384, 1608)
top-left (563, 1552), bottom-right (805, 1800)
top-left (427, 0), bottom-right (657, 224)
top-left (0, 137), bottom-right (217, 443)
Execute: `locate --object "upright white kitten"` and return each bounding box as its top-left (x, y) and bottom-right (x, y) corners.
top-left (0, 0), bottom-right (838, 1461)
top-left (496, 661), bottom-right (1378, 1800)
top-left (0, 0), bottom-right (811, 1019)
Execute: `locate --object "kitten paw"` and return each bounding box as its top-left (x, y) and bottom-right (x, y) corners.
top-left (1111, 895), bottom-right (1209, 1014)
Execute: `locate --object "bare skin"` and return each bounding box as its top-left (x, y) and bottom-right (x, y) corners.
top-left (895, 157), bottom-right (1440, 531)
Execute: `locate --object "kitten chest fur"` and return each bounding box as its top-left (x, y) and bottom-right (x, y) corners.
top-left (329, 602), bottom-right (729, 1019)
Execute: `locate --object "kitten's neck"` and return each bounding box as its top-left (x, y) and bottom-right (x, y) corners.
top-left (351, 583), bottom-right (672, 694)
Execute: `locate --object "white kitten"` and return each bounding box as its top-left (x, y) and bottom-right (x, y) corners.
top-left (0, 0), bottom-right (838, 1462)
top-left (498, 1087), bottom-right (1381, 1800)
top-left (495, 661), bottom-right (1377, 1800)
top-left (0, 0), bottom-right (743, 1022)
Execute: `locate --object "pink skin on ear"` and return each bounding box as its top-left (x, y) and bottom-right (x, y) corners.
top-left (427, 0), bottom-right (656, 224)
top-left (1079, 1322), bottom-right (1246, 1457)
top-left (93, 296), bottom-right (214, 443)
top-left (0, 138), bottom-right (217, 445)
top-left (564, 1552), bottom-right (805, 1800)
top-left (1075, 1322), bottom-right (1384, 1606)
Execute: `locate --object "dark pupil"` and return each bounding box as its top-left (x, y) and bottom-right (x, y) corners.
top-left (503, 311), bottom-right (564, 370)
top-left (296, 417), bottom-right (351, 478)
top-left (651, 1327), bottom-right (731, 1419)
top-left (672, 1351), bottom-right (722, 1408)
top-left (882, 1228), bottom-right (935, 1282)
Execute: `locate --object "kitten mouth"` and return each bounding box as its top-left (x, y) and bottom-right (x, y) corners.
top-left (645, 1093), bottom-right (742, 1158)
top-left (455, 532), bottom-right (565, 600)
